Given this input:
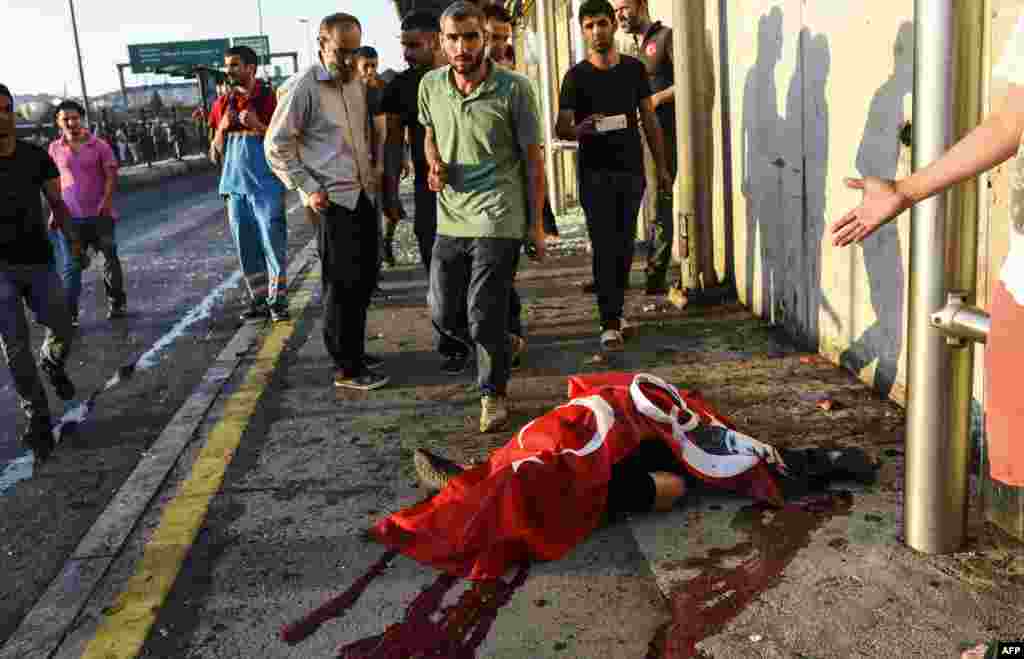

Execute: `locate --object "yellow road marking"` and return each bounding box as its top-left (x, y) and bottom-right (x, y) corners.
top-left (81, 267), bottom-right (318, 658)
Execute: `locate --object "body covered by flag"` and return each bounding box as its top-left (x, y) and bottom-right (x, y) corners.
top-left (371, 373), bottom-right (784, 580)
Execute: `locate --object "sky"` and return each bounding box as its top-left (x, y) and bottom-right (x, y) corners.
top-left (0, 0), bottom-right (405, 98)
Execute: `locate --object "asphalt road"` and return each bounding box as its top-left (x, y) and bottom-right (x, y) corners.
top-left (0, 173), bottom-right (316, 644)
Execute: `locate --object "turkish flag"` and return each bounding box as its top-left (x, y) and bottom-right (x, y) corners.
top-left (370, 373), bottom-right (782, 580)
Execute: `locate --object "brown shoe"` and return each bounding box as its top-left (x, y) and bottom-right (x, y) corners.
top-left (480, 395), bottom-right (509, 433)
top-left (413, 448), bottom-right (465, 490)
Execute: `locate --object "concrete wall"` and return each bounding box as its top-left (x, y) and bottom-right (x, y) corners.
top-left (707, 1), bottom-right (915, 402)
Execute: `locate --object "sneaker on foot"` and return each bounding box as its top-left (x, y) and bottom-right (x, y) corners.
top-left (440, 352), bottom-right (471, 375)
top-left (22, 418), bottom-right (55, 463)
top-left (240, 299), bottom-right (270, 321)
top-left (510, 334), bottom-right (527, 371)
top-left (269, 301), bottom-right (291, 323)
top-left (413, 448), bottom-right (465, 490)
top-left (480, 395), bottom-right (509, 433)
top-left (107, 303), bottom-right (127, 319)
top-left (600, 329), bottom-right (624, 352)
top-left (334, 369), bottom-right (389, 391)
top-left (363, 353), bottom-right (385, 371)
top-left (40, 358), bottom-right (75, 400)
top-left (70, 309), bottom-right (80, 328)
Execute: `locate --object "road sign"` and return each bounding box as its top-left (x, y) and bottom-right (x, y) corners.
top-left (128, 39), bottom-right (230, 74)
top-left (232, 36), bottom-right (271, 65)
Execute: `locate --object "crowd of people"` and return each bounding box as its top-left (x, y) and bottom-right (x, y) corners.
top-left (3, 0), bottom-right (1023, 596)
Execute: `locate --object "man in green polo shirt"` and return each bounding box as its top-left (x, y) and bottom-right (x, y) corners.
top-left (419, 0), bottom-right (547, 433)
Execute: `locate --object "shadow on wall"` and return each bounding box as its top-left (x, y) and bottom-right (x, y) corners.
top-left (742, 7), bottom-right (785, 322)
top-left (840, 21), bottom-right (913, 399)
top-left (797, 28), bottom-right (831, 350)
top-left (740, 10), bottom-right (832, 351)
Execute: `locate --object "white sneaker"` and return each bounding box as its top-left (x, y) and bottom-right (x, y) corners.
top-left (600, 329), bottom-right (624, 352)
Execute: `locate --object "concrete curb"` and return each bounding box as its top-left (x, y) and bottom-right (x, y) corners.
top-left (118, 157), bottom-right (217, 192)
top-left (0, 233), bottom-right (319, 659)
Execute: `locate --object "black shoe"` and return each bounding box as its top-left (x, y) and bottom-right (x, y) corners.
top-left (413, 448), bottom-right (465, 490)
top-left (22, 419), bottom-right (55, 463)
top-left (70, 309), bottom-right (80, 328)
top-left (440, 352), bottom-right (471, 375)
top-left (363, 353), bottom-right (385, 371)
top-left (240, 300), bottom-right (270, 321)
top-left (107, 303), bottom-right (127, 319)
top-left (40, 359), bottom-right (75, 400)
top-left (269, 301), bottom-right (291, 323)
top-left (334, 369), bottom-right (390, 391)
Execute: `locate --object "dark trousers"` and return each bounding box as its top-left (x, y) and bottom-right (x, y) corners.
top-left (646, 118), bottom-right (678, 289)
top-left (579, 169), bottom-right (646, 330)
top-left (64, 216), bottom-right (126, 314)
top-left (413, 185), bottom-right (438, 274)
top-left (430, 236), bottom-right (521, 396)
top-left (318, 193), bottom-right (380, 376)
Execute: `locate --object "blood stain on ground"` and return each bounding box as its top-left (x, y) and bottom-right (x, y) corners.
top-left (646, 491), bottom-right (854, 658)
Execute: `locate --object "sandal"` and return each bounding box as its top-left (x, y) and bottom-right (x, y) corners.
top-left (600, 329), bottom-right (624, 352)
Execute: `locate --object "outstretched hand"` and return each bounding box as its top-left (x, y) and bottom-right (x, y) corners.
top-left (830, 177), bottom-right (911, 247)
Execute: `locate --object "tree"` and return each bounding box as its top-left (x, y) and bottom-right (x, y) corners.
top-left (149, 90), bottom-right (164, 114)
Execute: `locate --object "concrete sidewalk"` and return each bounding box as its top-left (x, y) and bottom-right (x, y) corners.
top-left (8, 210), bottom-right (1023, 658)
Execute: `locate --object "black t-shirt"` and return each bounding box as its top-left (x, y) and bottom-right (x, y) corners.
top-left (559, 55), bottom-right (652, 173)
top-left (380, 66), bottom-right (431, 185)
top-left (0, 141), bottom-right (58, 265)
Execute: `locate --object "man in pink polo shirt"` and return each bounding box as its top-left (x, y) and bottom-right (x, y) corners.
top-left (48, 100), bottom-right (127, 325)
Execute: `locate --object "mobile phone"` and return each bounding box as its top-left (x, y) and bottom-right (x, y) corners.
top-left (595, 114), bottom-right (627, 133)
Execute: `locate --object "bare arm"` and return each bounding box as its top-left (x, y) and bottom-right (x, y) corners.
top-left (651, 86), bottom-right (675, 110)
top-left (424, 125), bottom-right (442, 169)
top-left (832, 84), bottom-right (1024, 246)
top-left (639, 98), bottom-right (670, 181)
top-left (43, 179), bottom-right (70, 231)
top-left (525, 144), bottom-right (546, 240)
top-left (555, 110), bottom-right (577, 142)
top-left (899, 90), bottom-right (1024, 203)
top-left (382, 113), bottom-right (405, 219)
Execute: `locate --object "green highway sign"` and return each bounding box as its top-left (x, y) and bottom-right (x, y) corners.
top-left (232, 36), bottom-right (271, 65)
top-left (128, 39), bottom-right (230, 74)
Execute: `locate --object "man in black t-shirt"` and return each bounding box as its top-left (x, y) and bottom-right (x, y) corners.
top-left (555, 0), bottom-right (671, 352)
top-left (0, 83), bottom-right (77, 462)
top-left (614, 0), bottom-right (677, 294)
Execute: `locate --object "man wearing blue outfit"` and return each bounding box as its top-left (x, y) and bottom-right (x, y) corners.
top-left (209, 46), bottom-right (290, 322)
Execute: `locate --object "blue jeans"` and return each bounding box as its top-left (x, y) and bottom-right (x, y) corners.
top-left (0, 263), bottom-right (73, 423)
top-left (226, 192), bottom-right (288, 305)
top-left (48, 230), bottom-right (74, 308)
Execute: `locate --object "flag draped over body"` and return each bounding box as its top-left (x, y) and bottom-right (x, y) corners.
top-left (371, 373), bottom-right (785, 580)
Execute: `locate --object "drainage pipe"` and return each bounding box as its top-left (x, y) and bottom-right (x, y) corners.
top-left (905, 0), bottom-right (971, 554)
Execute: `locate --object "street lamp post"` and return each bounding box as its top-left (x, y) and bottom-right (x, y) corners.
top-left (68, 0), bottom-right (92, 126)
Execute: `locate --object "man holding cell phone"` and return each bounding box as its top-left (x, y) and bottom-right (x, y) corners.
top-left (556, 0), bottom-right (671, 352)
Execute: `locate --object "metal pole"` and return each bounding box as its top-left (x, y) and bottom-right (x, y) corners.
top-left (118, 64), bottom-right (129, 109)
top-left (68, 0), bottom-right (92, 126)
top-left (904, 0), bottom-right (964, 554)
top-left (534, 0), bottom-right (562, 215)
top-left (672, 0), bottom-right (700, 291)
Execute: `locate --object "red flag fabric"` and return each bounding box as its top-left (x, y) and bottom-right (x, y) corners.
top-left (371, 373), bottom-right (782, 580)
